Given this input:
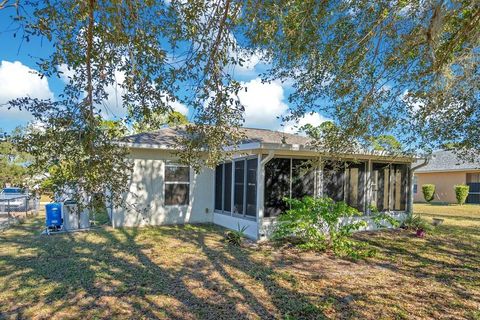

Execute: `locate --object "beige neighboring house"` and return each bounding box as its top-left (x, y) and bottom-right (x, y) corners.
top-left (413, 150), bottom-right (480, 204)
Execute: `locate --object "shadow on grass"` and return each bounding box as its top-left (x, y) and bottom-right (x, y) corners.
top-left (357, 225), bottom-right (480, 305)
top-left (0, 218), bottom-right (354, 319)
top-left (416, 212), bottom-right (480, 221)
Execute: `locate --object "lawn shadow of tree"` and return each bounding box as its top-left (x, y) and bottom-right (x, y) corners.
top-left (0, 219), bottom-right (338, 319)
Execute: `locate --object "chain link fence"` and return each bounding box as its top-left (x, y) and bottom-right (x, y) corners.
top-left (0, 196), bottom-right (40, 231)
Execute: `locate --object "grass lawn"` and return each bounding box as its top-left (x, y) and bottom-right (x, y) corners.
top-left (0, 205), bottom-right (479, 319)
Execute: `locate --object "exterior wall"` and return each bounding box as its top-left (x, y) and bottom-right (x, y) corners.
top-left (112, 148), bottom-right (214, 227)
top-left (213, 213), bottom-right (258, 239)
top-left (413, 171), bottom-right (466, 203)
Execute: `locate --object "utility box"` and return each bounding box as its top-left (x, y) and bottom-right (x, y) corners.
top-left (79, 208), bottom-right (90, 229)
top-left (45, 203), bottom-right (62, 230)
top-left (62, 200), bottom-right (90, 230)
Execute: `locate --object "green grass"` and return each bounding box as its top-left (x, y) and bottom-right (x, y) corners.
top-left (0, 205), bottom-right (479, 319)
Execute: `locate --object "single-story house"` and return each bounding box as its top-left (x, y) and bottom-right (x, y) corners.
top-left (413, 150), bottom-right (480, 204)
top-left (109, 127), bottom-right (415, 240)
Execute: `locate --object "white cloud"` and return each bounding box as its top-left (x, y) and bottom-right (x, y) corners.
top-left (101, 70), bottom-right (127, 118)
top-left (170, 99), bottom-right (188, 115)
top-left (0, 60), bottom-right (54, 121)
top-left (58, 64), bottom-right (189, 118)
top-left (237, 78), bottom-right (288, 129)
top-left (232, 49), bottom-right (265, 75)
top-left (59, 64), bottom-right (127, 119)
top-left (401, 89), bottom-right (424, 114)
top-left (282, 112), bottom-right (330, 135)
top-left (57, 63), bottom-right (76, 83)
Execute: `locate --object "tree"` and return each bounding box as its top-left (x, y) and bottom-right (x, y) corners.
top-left (5, 0), bottom-right (246, 211)
top-left (370, 135), bottom-right (402, 153)
top-left (132, 111), bottom-right (188, 134)
top-left (0, 127), bottom-right (31, 188)
top-left (241, 0), bottom-right (479, 157)
top-left (3, 0), bottom-right (478, 211)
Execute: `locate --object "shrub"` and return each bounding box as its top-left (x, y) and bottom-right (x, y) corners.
top-left (422, 184), bottom-right (435, 203)
top-left (272, 196), bottom-right (372, 257)
top-left (454, 185), bottom-right (469, 205)
top-left (402, 214), bottom-right (433, 232)
top-left (224, 224), bottom-right (248, 246)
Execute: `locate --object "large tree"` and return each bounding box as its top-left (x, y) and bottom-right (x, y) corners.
top-left (241, 0), bottom-right (479, 157)
top-left (2, 0), bottom-right (478, 210)
top-left (0, 127), bottom-right (31, 188)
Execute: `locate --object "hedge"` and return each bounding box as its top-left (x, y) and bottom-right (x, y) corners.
top-left (422, 184), bottom-right (435, 203)
top-left (454, 185), bottom-right (470, 205)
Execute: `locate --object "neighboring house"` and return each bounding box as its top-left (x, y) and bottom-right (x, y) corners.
top-left (413, 150), bottom-right (480, 204)
top-left (109, 127), bottom-right (415, 240)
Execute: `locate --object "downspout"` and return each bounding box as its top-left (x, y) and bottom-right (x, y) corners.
top-left (407, 156), bottom-right (430, 215)
top-left (257, 150), bottom-right (275, 239)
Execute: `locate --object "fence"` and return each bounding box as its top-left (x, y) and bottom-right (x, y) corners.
top-left (0, 195), bottom-right (40, 230)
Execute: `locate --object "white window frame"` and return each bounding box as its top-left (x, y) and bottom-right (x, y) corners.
top-left (215, 156), bottom-right (258, 221)
top-left (164, 162), bottom-right (190, 207)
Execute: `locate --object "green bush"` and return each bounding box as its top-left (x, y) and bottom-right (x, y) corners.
top-left (402, 214), bottom-right (433, 232)
top-left (422, 184), bottom-right (435, 203)
top-left (224, 224), bottom-right (248, 246)
top-left (272, 196), bottom-right (373, 258)
top-left (454, 185), bottom-right (470, 205)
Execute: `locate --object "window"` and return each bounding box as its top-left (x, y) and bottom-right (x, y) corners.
top-left (322, 162), bottom-right (345, 202)
top-left (165, 163), bottom-right (190, 206)
top-left (413, 175), bottom-right (418, 194)
top-left (245, 159), bottom-right (257, 216)
top-left (292, 159), bottom-right (315, 199)
top-left (216, 157), bottom-right (258, 217)
top-left (234, 160), bottom-right (245, 214)
top-left (215, 164), bottom-right (223, 210)
top-left (371, 163), bottom-right (408, 211)
top-left (344, 162), bottom-right (366, 211)
top-left (224, 162), bottom-right (232, 212)
top-left (264, 158), bottom-right (291, 217)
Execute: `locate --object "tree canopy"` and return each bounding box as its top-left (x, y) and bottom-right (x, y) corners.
top-left (1, 0), bottom-right (478, 209)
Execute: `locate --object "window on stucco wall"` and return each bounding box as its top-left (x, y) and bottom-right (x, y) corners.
top-left (164, 162), bottom-right (190, 206)
top-left (215, 157), bottom-right (258, 218)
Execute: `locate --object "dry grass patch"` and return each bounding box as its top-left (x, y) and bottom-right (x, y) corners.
top-left (0, 207), bottom-right (479, 319)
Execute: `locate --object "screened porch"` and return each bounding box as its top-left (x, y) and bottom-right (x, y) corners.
top-left (214, 155), bottom-right (411, 223)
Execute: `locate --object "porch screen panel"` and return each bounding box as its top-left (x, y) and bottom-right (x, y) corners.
top-left (264, 158), bottom-right (291, 217)
top-left (393, 164), bottom-right (408, 211)
top-left (215, 164), bottom-right (223, 211)
top-left (322, 163), bottom-right (345, 202)
top-left (234, 160), bottom-right (245, 214)
top-left (372, 163), bottom-right (408, 211)
top-left (372, 163), bottom-right (388, 211)
top-left (224, 162), bottom-right (232, 212)
top-left (246, 159), bottom-right (258, 217)
top-left (345, 162), bottom-right (366, 212)
top-left (292, 159), bottom-right (315, 199)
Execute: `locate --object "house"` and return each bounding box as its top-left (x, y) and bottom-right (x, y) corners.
top-left (413, 150), bottom-right (480, 204)
top-left (109, 126), bottom-right (415, 240)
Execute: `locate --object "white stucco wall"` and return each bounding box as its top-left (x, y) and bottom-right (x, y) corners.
top-left (112, 148), bottom-right (214, 227)
top-left (213, 212), bottom-right (258, 240)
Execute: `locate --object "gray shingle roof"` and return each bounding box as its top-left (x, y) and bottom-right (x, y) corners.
top-left (121, 126), bottom-right (310, 148)
top-left (415, 150), bottom-right (480, 172)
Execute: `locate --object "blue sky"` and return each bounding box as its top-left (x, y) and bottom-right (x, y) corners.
top-left (0, 10), bottom-right (329, 134)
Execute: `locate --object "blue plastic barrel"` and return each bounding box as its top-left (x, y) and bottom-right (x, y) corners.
top-left (45, 203), bottom-right (62, 228)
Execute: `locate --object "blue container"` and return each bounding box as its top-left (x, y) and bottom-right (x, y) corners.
top-left (45, 203), bottom-right (62, 228)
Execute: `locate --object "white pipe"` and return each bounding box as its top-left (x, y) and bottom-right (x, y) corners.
top-left (257, 150), bottom-right (275, 239)
top-left (261, 150), bottom-right (275, 166)
top-left (407, 156), bottom-right (431, 215)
